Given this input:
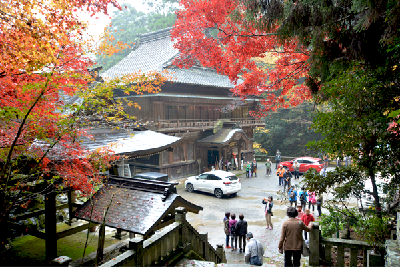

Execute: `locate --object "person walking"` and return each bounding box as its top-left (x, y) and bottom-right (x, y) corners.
top-left (288, 186), bottom-right (298, 207)
top-left (292, 160), bottom-right (300, 180)
top-left (262, 196), bottom-right (274, 230)
top-left (278, 207), bottom-right (313, 267)
top-left (276, 165), bottom-right (285, 186)
top-left (265, 158), bottom-right (272, 176)
top-left (316, 194), bottom-right (323, 217)
top-left (229, 214), bottom-right (238, 251)
top-left (301, 208), bottom-right (315, 240)
top-left (252, 158), bottom-right (257, 177)
top-left (275, 150), bottom-right (281, 169)
top-left (235, 214), bottom-right (248, 253)
top-left (298, 187), bottom-right (308, 211)
top-left (308, 191), bottom-right (316, 212)
top-left (283, 169), bottom-right (292, 193)
top-left (223, 212), bottom-right (231, 248)
top-left (244, 232), bottom-right (264, 266)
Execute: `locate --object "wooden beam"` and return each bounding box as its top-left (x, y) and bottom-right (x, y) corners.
top-left (56, 222), bottom-right (97, 239)
top-left (45, 192), bottom-right (57, 261)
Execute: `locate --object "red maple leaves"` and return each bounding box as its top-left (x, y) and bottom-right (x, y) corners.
top-left (171, 0), bottom-right (312, 116)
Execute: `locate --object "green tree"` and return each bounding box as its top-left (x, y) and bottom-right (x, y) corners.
top-left (96, 3), bottom-right (176, 72)
top-left (305, 66), bottom-right (400, 217)
top-left (255, 102), bottom-right (323, 157)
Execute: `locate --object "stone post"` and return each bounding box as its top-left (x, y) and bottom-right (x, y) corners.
top-left (129, 237), bottom-right (144, 267)
top-left (309, 222), bottom-right (320, 266)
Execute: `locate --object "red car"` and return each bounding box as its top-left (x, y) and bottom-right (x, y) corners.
top-left (280, 157), bottom-right (324, 174)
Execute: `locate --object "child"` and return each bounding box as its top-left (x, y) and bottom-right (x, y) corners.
top-left (229, 213), bottom-right (238, 251)
top-left (296, 205), bottom-right (304, 220)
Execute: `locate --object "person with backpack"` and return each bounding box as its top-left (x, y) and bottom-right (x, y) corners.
top-left (276, 165), bottom-right (285, 186)
top-left (229, 213), bottom-right (238, 251)
top-left (223, 212), bottom-right (231, 248)
top-left (283, 169), bottom-right (292, 193)
top-left (288, 186), bottom-right (298, 207)
top-left (265, 158), bottom-right (272, 176)
top-left (298, 187), bottom-right (308, 211)
top-left (262, 196), bottom-right (274, 230)
top-left (316, 194), bottom-right (323, 217)
top-left (244, 232), bottom-right (264, 266)
top-left (308, 191), bottom-right (316, 212)
top-left (235, 214), bottom-right (248, 253)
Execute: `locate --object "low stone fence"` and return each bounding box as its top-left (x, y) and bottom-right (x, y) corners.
top-left (310, 212), bottom-right (400, 267)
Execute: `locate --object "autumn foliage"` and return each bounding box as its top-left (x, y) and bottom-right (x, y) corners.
top-left (171, 0), bottom-right (312, 115)
top-left (0, 0), bottom-right (168, 228)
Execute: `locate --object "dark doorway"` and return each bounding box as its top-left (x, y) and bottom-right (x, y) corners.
top-left (207, 150), bottom-right (219, 169)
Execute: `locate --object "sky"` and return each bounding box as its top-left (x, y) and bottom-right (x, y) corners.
top-left (82, 1), bottom-right (151, 41)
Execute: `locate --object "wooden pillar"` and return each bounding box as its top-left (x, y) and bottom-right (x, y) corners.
top-left (96, 223), bottom-right (106, 264)
top-left (45, 191), bottom-right (57, 261)
top-left (238, 145), bottom-right (242, 170)
top-left (324, 243), bottom-right (332, 266)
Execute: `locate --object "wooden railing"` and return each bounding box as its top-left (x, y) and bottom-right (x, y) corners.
top-left (148, 118), bottom-right (265, 131)
top-left (99, 207), bottom-right (225, 267)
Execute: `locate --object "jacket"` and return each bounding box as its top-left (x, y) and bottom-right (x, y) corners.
top-left (229, 219), bottom-right (237, 235)
top-left (265, 161), bottom-right (271, 168)
top-left (244, 238), bottom-right (264, 264)
top-left (298, 190), bottom-right (308, 202)
top-left (262, 199), bottom-right (273, 214)
top-left (223, 217), bottom-right (229, 235)
top-left (301, 213), bottom-right (315, 226)
top-left (308, 192), bottom-right (316, 204)
top-left (235, 219), bottom-right (248, 236)
top-left (293, 162), bottom-right (300, 171)
top-left (317, 195), bottom-right (323, 206)
top-left (288, 189), bottom-right (297, 201)
top-left (276, 168), bottom-right (285, 177)
top-left (283, 171), bottom-right (292, 182)
top-left (278, 218), bottom-right (313, 251)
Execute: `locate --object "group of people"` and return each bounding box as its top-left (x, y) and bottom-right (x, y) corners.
top-left (223, 212), bottom-right (265, 265)
top-left (276, 165), bottom-right (293, 192)
top-left (245, 159), bottom-right (258, 177)
top-left (287, 186), bottom-right (323, 217)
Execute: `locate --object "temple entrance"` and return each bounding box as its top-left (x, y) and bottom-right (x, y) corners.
top-left (207, 149), bottom-right (219, 170)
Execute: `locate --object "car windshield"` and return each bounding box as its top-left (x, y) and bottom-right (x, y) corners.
top-left (318, 160), bottom-right (324, 164)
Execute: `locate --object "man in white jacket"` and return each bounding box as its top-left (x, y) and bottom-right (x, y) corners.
top-left (244, 232), bottom-right (264, 266)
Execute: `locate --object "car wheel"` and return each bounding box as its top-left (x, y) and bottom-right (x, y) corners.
top-left (214, 188), bottom-right (223, 198)
top-left (186, 183), bottom-right (194, 193)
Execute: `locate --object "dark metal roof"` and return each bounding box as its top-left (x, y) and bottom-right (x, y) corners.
top-left (196, 128), bottom-right (253, 145)
top-left (101, 28), bottom-right (237, 88)
top-left (74, 176), bottom-right (202, 237)
top-left (80, 129), bottom-right (180, 157)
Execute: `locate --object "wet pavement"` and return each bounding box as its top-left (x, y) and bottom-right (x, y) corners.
top-left (175, 163), bottom-right (339, 266)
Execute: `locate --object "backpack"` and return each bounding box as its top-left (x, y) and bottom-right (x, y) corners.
top-left (289, 190), bottom-right (295, 199)
top-left (300, 192), bottom-right (306, 202)
top-left (230, 224), bottom-right (236, 234)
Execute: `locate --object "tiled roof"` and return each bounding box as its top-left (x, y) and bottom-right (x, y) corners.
top-left (196, 128), bottom-right (253, 145)
top-left (74, 176), bottom-right (202, 236)
top-left (101, 28), bottom-right (237, 88)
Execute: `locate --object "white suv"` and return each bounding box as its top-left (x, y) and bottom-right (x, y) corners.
top-left (185, 170), bottom-right (241, 198)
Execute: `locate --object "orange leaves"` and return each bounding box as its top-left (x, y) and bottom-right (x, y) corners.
top-left (172, 0), bottom-right (312, 115)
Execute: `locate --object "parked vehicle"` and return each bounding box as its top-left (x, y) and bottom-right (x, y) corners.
top-left (185, 170), bottom-right (241, 198)
top-left (132, 172), bottom-right (169, 182)
top-left (280, 157), bottom-right (324, 174)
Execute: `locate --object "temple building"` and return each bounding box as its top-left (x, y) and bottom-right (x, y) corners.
top-left (101, 28), bottom-right (264, 178)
